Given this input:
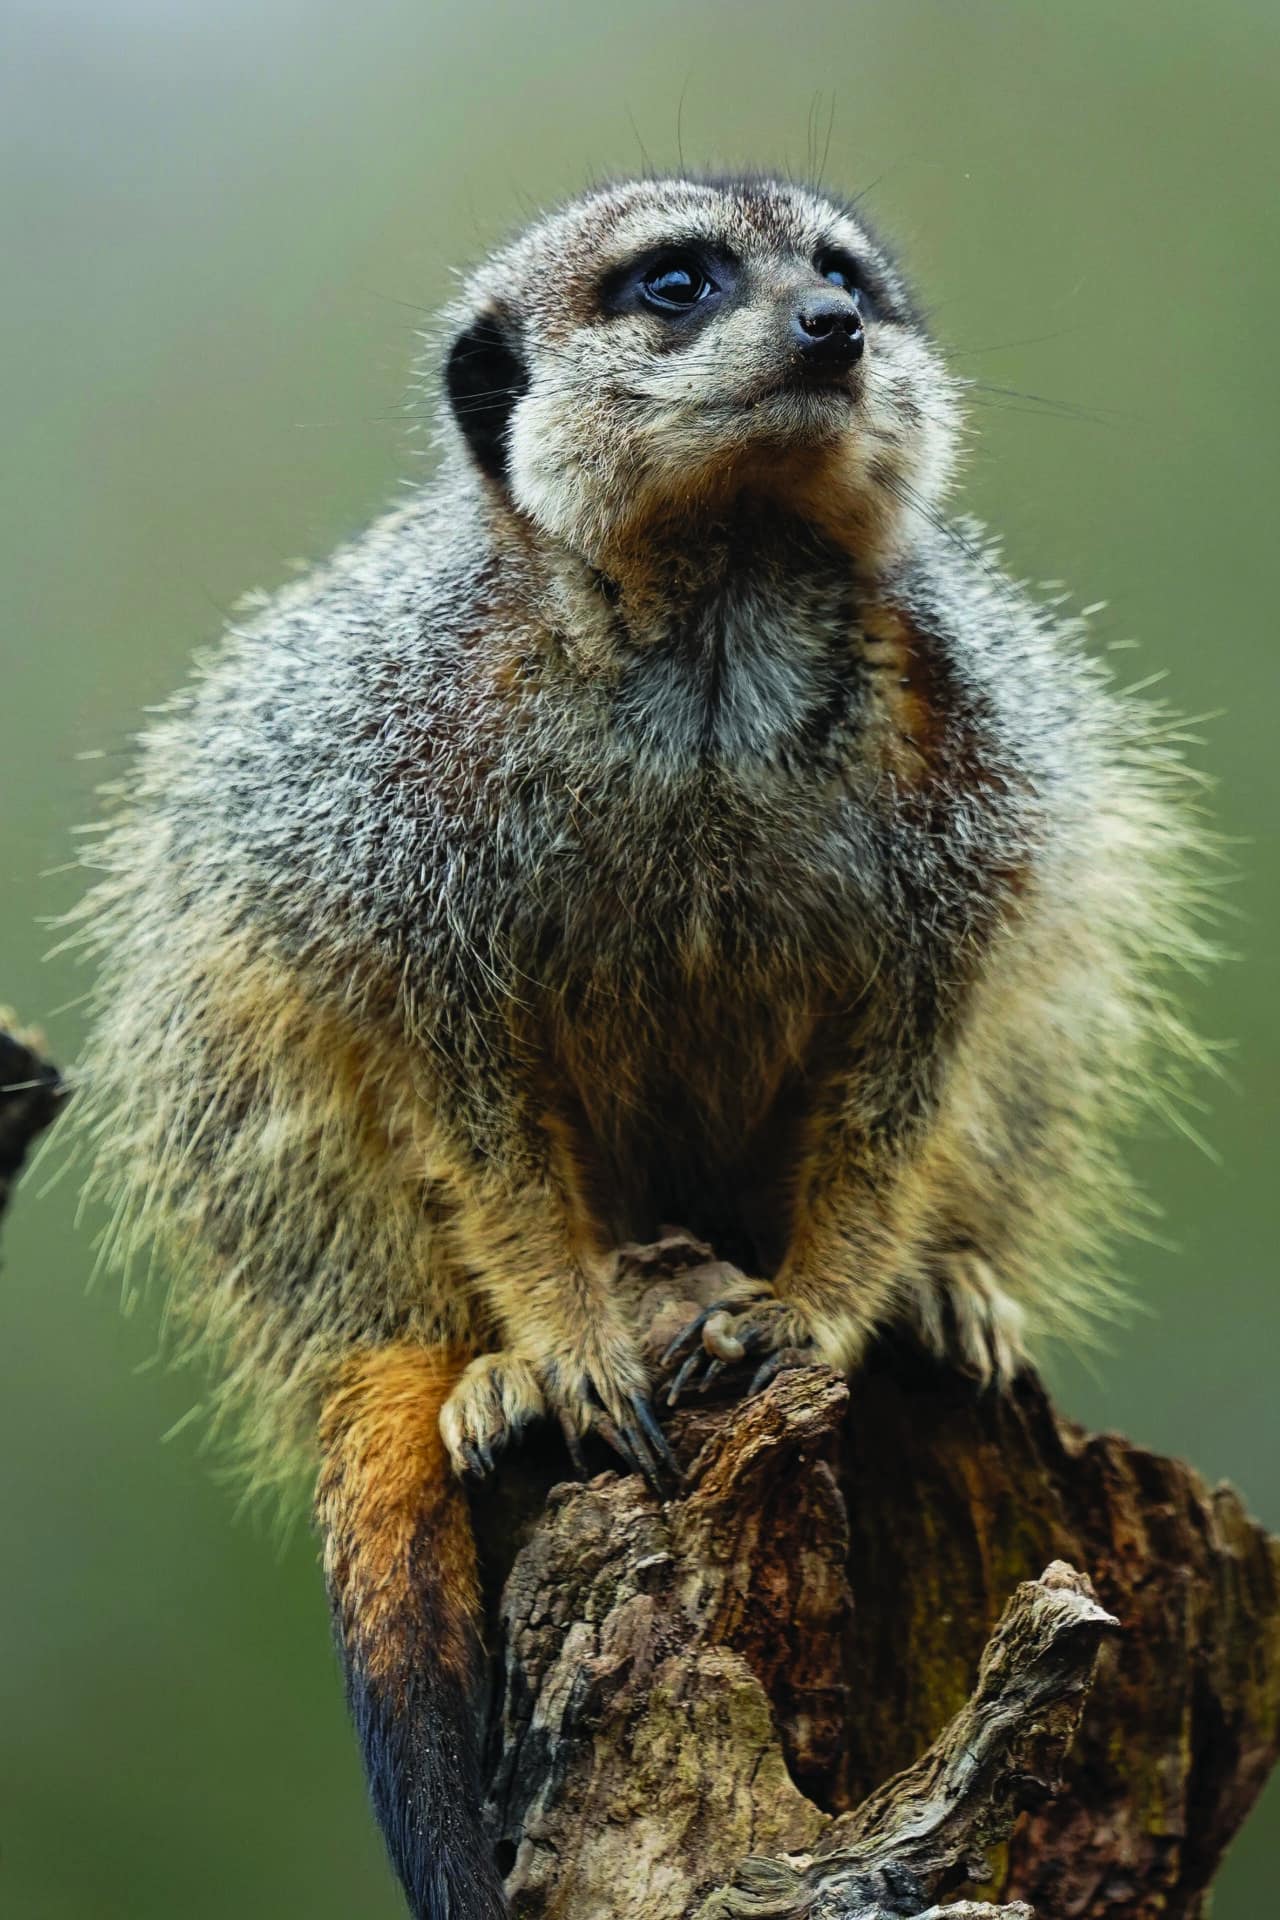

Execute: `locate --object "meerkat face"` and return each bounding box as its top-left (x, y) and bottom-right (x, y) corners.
top-left (442, 177), bottom-right (960, 570)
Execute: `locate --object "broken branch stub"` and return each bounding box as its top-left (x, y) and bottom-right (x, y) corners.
top-left (697, 1563), bottom-right (1116, 1919)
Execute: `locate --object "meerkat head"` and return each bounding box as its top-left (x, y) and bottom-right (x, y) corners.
top-left (441, 177), bottom-right (960, 575)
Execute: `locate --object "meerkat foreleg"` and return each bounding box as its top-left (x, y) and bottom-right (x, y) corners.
top-left (664, 1167), bottom-right (902, 1400)
top-left (665, 1139), bottom-right (1031, 1398)
top-left (445, 1173), bottom-right (679, 1486)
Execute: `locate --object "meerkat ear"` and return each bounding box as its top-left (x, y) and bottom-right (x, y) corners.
top-left (444, 313), bottom-right (528, 485)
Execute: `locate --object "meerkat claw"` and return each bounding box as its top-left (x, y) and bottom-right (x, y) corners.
top-left (556, 1387), bottom-right (680, 1494)
top-left (593, 1408), bottom-right (663, 1492)
top-left (633, 1395), bottom-right (681, 1478)
top-left (557, 1409), bottom-right (589, 1478)
top-left (696, 1357), bottom-right (727, 1393)
top-left (747, 1347), bottom-right (814, 1397)
top-left (665, 1296), bottom-right (822, 1402)
top-left (663, 1295), bottom-right (763, 1394)
top-left (664, 1295), bottom-right (781, 1400)
top-left (666, 1349), bottom-right (708, 1406)
top-left (661, 1303), bottom-right (723, 1369)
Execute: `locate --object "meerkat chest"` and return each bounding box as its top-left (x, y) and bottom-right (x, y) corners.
top-left (489, 561), bottom-right (996, 1133)
top-left (525, 579), bottom-right (929, 1007)
top-left (524, 759), bottom-right (881, 1136)
top-left (608, 569), bottom-right (866, 774)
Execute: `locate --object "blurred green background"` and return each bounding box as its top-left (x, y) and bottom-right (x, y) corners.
top-left (1, 1), bottom-right (1276, 1913)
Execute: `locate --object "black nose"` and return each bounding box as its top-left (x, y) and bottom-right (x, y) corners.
top-left (791, 293), bottom-right (865, 371)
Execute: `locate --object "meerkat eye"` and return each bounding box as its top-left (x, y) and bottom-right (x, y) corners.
top-left (815, 249), bottom-right (863, 297)
top-left (641, 252), bottom-right (716, 311)
top-left (600, 247), bottom-right (732, 323)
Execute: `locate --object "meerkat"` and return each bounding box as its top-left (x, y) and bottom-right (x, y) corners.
top-left (72, 175), bottom-right (1204, 1919)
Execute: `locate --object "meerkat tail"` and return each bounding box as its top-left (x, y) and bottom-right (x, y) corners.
top-left (316, 1343), bottom-right (506, 1920)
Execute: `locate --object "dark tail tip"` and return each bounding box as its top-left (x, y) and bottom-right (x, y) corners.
top-left (349, 1658), bottom-right (508, 1920)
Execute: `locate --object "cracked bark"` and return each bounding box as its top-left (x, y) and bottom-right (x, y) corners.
top-left (3, 1038), bottom-right (1277, 1919)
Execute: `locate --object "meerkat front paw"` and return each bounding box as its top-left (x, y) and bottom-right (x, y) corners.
top-left (535, 1320), bottom-right (680, 1494)
top-left (439, 1350), bottom-right (545, 1479)
top-left (662, 1291), bottom-right (823, 1404)
top-left (913, 1251), bottom-right (1030, 1389)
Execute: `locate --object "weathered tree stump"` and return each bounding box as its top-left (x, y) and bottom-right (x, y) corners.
top-left (471, 1236), bottom-right (1280, 1919)
top-left (4, 1038), bottom-right (1277, 1919)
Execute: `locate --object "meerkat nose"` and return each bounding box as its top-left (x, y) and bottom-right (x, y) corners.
top-left (791, 293), bottom-right (865, 373)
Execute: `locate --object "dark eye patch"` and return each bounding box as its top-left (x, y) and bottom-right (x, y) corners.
top-left (601, 244), bottom-right (738, 326)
